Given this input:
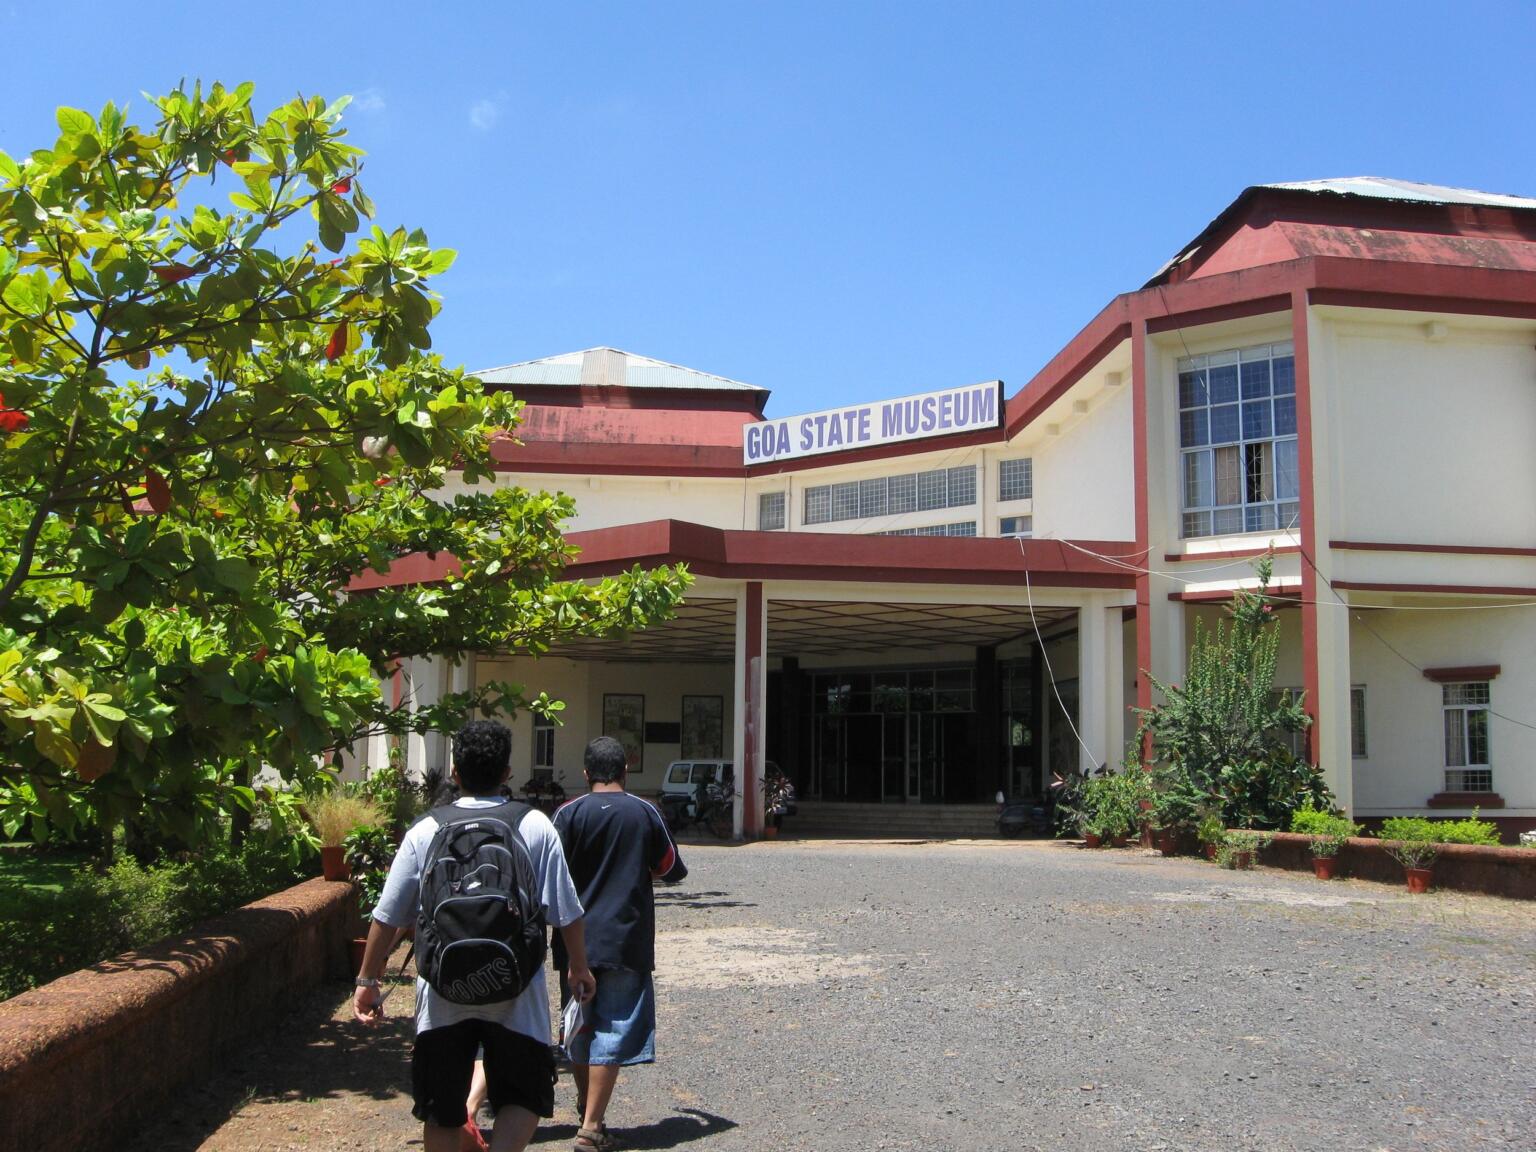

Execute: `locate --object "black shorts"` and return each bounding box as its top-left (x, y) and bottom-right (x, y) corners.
top-left (411, 1020), bottom-right (555, 1127)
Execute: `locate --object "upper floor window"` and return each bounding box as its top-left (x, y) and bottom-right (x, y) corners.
top-left (998, 458), bottom-right (1033, 502)
top-left (999, 515), bottom-right (1032, 539)
top-left (758, 491), bottom-right (786, 531)
top-left (1442, 682), bottom-right (1492, 792)
top-left (879, 521), bottom-right (977, 537)
top-left (1178, 342), bottom-right (1299, 538)
top-left (804, 465), bottom-right (976, 526)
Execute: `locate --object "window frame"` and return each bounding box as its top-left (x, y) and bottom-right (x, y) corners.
top-left (758, 490), bottom-right (786, 531)
top-left (1177, 342), bottom-right (1299, 539)
top-left (532, 712), bottom-right (556, 770)
top-left (999, 515), bottom-right (1032, 539)
top-left (998, 458), bottom-right (1033, 502)
top-left (1441, 681), bottom-right (1493, 792)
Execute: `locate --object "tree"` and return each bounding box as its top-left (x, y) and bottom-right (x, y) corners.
top-left (0, 82), bottom-right (690, 850)
top-left (1135, 555), bottom-right (1331, 829)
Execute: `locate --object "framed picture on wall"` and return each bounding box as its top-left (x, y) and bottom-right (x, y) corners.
top-left (681, 695), bottom-right (723, 759)
top-left (603, 694), bottom-right (645, 772)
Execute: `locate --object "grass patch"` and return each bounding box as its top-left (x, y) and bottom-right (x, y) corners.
top-left (0, 844), bottom-right (90, 894)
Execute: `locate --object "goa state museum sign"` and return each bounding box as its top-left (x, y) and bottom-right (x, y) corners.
top-left (742, 382), bottom-right (1001, 465)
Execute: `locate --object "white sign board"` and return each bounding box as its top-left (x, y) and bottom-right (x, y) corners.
top-left (742, 382), bottom-right (1001, 465)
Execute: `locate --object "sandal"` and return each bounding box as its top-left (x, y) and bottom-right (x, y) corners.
top-left (574, 1124), bottom-right (619, 1151)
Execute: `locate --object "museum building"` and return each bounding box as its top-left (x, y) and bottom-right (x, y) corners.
top-left (353, 178), bottom-right (1536, 840)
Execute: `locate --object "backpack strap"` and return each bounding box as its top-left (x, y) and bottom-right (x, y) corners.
top-left (430, 799), bottom-right (533, 831)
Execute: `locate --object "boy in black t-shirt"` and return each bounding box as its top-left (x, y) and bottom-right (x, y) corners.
top-left (552, 736), bottom-right (688, 1152)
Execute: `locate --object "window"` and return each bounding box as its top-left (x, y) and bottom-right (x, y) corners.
top-left (1442, 682), bottom-right (1492, 792)
top-left (1275, 685), bottom-right (1365, 759)
top-left (533, 713), bottom-right (555, 770)
top-left (667, 763), bottom-right (692, 785)
top-left (999, 516), bottom-right (1032, 539)
top-left (804, 486), bottom-right (831, 525)
top-left (999, 458), bottom-right (1033, 502)
top-left (1350, 686), bottom-right (1367, 759)
top-left (1178, 343), bottom-right (1299, 538)
top-left (758, 491), bottom-right (786, 531)
top-left (879, 521), bottom-right (977, 537)
top-left (803, 466), bottom-right (976, 527)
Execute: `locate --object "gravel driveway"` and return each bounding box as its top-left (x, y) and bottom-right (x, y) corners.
top-left (127, 839), bottom-right (1536, 1152)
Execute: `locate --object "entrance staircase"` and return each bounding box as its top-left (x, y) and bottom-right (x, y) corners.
top-left (785, 800), bottom-right (999, 839)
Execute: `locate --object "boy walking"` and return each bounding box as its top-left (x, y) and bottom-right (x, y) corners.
top-left (553, 736), bottom-right (688, 1152)
top-left (354, 720), bottom-right (596, 1152)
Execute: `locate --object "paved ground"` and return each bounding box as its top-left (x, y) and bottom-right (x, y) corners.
top-left (127, 839), bottom-right (1536, 1152)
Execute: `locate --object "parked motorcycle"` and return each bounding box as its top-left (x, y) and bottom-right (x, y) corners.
top-left (660, 778), bottom-right (735, 838)
top-left (996, 790), bottom-right (1057, 838)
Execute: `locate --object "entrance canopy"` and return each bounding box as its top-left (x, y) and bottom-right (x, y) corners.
top-left (540, 596), bottom-right (1076, 662)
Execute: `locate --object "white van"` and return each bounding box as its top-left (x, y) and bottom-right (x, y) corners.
top-left (659, 760), bottom-right (733, 810)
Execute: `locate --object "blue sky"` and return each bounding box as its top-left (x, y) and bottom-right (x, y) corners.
top-left (3, 2), bottom-right (1534, 417)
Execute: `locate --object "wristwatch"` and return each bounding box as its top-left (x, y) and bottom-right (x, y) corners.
top-left (355, 977), bottom-right (380, 989)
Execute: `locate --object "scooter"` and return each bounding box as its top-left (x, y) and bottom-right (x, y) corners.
top-left (996, 791), bottom-right (1056, 838)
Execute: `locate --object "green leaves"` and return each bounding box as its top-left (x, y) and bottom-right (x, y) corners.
top-left (0, 80), bottom-right (689, 858)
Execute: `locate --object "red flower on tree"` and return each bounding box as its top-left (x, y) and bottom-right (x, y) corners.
top-left (330, 177), bottom-right (351, 195)
top-left (152, 263), bottom-right (195, 285)
top-left (0, 392), bottom-right (28, 433)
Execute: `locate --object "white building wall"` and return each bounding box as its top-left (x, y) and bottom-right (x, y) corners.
top-left (474, 655), bottom-right (734, 793)
top-left (1348, 608), bottom-right (1536, 818)
top-left (1030, 382), bottom-right (1136, 543)
top-left (1327, 316), bottom-right (1536, 547)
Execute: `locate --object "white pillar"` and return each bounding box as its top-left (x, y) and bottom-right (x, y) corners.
top-left (1078, 600), bottom-right (1107, 774)
top-left (1102, 605), bottom-right (1126, 768)
top-left (730, 583), bottom-right (767, 838)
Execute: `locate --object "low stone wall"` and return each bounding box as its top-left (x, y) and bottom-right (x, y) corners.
top-left (0, 877), bottom-right (359, 1152)
top-left (1260, 832), bottom-right (1536, 899)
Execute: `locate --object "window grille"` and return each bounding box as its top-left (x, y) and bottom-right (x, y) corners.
top-left (758, 491), bottom-right (786, 531)
top-left (998, 458), bottom-right (1033, 501)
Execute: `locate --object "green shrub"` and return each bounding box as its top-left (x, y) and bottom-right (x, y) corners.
top-left (1435, 810), bottom-right (1502, 846)
top-left (1217, 828), bottom-right (1272, 869)
top-left (0, 841), bottom-right (308, 1002)
top-left (1196, 811), bottom-right (1226, 847)
top-left (1290, 803), bottom-right (1361, 857)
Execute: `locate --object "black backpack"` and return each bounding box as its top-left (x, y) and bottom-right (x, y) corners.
top-left (416, 801), bottom-right (548, 1005)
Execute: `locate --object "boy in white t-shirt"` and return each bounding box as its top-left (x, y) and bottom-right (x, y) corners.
top-left (353, 721), bottom-right (596, 1152)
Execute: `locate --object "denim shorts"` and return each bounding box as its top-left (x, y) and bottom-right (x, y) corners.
top-left (566, 967), bottom-right (656, 1066)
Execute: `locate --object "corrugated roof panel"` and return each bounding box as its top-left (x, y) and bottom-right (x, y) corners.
top-left (477, 346), bottom-right (766, 392)
top-left (1263, 177), bottom-right (1536, 211)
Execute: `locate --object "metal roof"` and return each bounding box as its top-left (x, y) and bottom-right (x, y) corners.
top-left (1262, 177), bottom-right (1536, 211)
top-left (476, 347), bottom-right (767, 393)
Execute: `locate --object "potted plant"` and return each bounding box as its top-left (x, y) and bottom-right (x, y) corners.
top-left (1217, 828), bottom-right (1272, 870)
top-left (1380, 817), bottom-right (1441, 894)
top-left (306, 791), bottom-right (385, 881)
top-left (1196, 811), bottom-right (1226, 860)
top-left (1074, 776), bottom-right (1112, 847)
top-left (1290, 803), bottom-right (1361, 880)
top-left (761, 763), bottom-right (797, 840)
top-left (344, 823), bottom-right (399, 968)
top-left (1150, 764), bottom-right (1205, 856)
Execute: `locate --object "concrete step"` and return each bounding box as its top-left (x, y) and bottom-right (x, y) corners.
top-left (784, 802), bottom-right (1000, 839)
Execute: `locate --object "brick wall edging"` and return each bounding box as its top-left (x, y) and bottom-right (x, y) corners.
top-left (0, 876), bottom-right (358, 1152)
top-left (1259, 831), bottom-right (1536, 899)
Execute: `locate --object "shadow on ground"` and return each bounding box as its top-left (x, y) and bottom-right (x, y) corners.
top-left (533, 1108), bottom-right (738, 1148)
top-left (655, 888), bottom-right (756, 911)
top-left (122, 970), bottom-right (416, 1152)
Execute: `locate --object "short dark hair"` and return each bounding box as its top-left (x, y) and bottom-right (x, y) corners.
top-left (452, 721), bottom-right (512, 794)
top-left (584, 736), bottom-right (628, 784)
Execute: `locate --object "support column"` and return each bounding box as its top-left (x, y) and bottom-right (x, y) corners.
top-left (1078, 600), bottom-right (1108, 774)
top-left (1102, 605), bottom-right (1126, 769)
top-left (732, 582), bottom-right (767, 837)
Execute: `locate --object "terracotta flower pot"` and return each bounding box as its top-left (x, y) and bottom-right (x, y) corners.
top-left (1230, 850), bottom-right (1254, 870)
top-left (1157, 831), bottom-right (1179, 857)
top-left (1405, 866), bottom-right (1433, 894)
top-left (762, 823), bottom-right (780, 840)
top-left (320, 844), bottom-right (350, 882)
top-left (1204, 843), bottom-right (1218, 860)
top-left (1111, 833), bottom-right (1129, 848)
top-left (1312, 855), bottom-right (1338, 881)
top-left (1083, 832), bottom-right (1102, 849)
